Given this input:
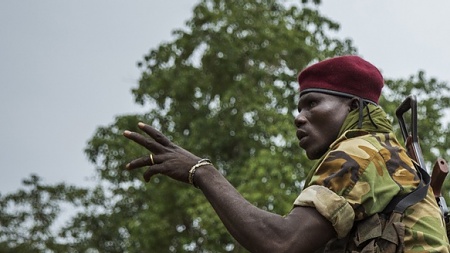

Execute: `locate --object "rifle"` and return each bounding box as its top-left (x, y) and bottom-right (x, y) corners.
top-left (396, 95), bottom-right (449, 220)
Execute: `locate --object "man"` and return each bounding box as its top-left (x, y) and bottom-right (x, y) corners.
top-left (123, 55), bottom-right (449, 252)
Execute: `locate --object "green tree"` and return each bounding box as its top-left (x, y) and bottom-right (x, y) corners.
top-left (2, 0), bottom-right (450, 252)
top-left (81, 0), bottom-right (356, 252)
top-left (0, 175), bottom-right (91, 252)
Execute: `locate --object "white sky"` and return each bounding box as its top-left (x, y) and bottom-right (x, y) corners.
top-left (1, 1), bottom-right (449, 194)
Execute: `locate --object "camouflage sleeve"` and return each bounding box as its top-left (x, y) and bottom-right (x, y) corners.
top-left (293, 185), bottom-right (355, 238)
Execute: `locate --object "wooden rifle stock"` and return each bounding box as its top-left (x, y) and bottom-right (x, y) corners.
top-left (406, 136), bottom-right (448, 198)
top-left (431, 158), bottom-right (449, 221)
top-left (431, 158), bottom-right (449, 198)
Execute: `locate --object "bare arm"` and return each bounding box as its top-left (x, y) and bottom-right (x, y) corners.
top-left (196, 166), bottom-right (335, 252)
top-left (123, 122), bottom-right (335, 252)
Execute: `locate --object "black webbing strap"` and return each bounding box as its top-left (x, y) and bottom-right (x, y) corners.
top-left (383, 162), bottom-right (431, 214)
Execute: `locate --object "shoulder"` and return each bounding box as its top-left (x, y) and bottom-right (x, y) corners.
top-left (310, 132), bottom-right (404, 198)
top-left (318, 133), bottom-right (383, 178)
top-left (330, 131), bottom-right (408, 169)
top-left (333, 131), bottom-right (392, 152)
top-left (333, 133), bottom-right (380, 159)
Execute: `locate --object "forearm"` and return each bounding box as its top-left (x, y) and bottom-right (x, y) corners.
top-left (194, 165), bottom-right (332, 252)
top-left (194, 165), bottom-right (286, 251)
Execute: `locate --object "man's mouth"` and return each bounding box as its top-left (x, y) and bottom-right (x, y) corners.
top-left (296, 130), bottom-right (308, 146)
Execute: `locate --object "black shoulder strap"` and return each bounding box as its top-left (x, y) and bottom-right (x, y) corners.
top-left (383, 163), bottom-right (430, 214)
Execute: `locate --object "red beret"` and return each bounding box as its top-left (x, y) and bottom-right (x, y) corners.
top-left (297, 55), bottom-right (384, 104)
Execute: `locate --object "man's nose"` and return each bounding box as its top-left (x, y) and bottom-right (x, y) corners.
top-left (294, 113), bottom-right (306, 128)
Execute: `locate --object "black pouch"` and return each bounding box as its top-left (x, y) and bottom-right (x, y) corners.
top-left (322, 212), bottom-right (405, 253)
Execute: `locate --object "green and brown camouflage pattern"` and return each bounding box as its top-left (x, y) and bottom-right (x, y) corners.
top-left (294, 130), bottom-right (450, 252)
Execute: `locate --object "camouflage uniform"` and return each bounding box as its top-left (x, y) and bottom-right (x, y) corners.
top-left (294, 129), bottom-right (450, 252)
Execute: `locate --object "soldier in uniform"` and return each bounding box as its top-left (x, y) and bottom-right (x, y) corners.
top-left (124, 55), bottom-right (450, 252)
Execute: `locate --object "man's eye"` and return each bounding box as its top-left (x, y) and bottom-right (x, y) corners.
top-left (309, 101), bottom-right (317, 108)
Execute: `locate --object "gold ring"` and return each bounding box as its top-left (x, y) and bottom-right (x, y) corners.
top-left (149, 154), bottom-right (155, 165)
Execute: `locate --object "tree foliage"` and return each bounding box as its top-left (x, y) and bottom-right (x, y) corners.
top-left (1, 0), bottom-right (450, 252)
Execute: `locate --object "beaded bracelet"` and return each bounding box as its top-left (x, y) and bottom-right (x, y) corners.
top-left (188, 159), bottom-right (212, 188)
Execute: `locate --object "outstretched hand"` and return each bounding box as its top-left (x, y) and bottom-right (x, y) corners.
top-left (123, 122), bottom-right (202, 183)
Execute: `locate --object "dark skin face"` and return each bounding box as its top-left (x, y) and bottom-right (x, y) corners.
top-left (295, 92), bottom-right (356, 160)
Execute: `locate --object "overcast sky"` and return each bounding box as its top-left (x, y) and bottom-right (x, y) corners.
top-left (1, 1), bottom-right (449, 195)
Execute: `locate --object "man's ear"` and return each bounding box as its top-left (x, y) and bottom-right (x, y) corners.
top-left (349, 97), bottom-right (360, 111)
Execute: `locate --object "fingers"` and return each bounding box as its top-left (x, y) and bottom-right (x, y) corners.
top-left (125, 154), bottom-right (164, 182)
top-left (138, 122), bottom-right (171, 146)
top-left (125, 153), bottom-right (163, 170)
top-left (124, 122), bottom-right (195, 184)
top-left (127, 160), bottom-right (165, 183)
top-left (123, 130), bottom-right (161, 152)
top-left (125, 155), bottom-right (150, 170)
top-left (123, 122), bottom-right (172, 150)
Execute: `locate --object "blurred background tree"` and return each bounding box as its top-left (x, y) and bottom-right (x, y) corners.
top-left (1, 0), bottom-right (450, 252)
